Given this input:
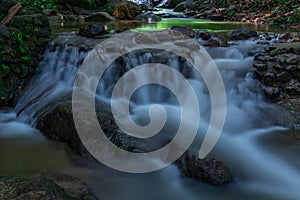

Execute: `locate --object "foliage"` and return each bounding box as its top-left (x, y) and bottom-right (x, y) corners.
top-left (22, 0), bottom-right (57, 10)
top-left (100, 3), bottom-right (114, 14)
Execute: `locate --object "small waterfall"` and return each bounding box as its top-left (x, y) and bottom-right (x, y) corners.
top-left (15, 43), bottom-right (87, 125)
top-left (12, 36), bottom-right (300, 199)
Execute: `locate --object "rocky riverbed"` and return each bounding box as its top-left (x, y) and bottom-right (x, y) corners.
top-left (0, 0), bottom-right (299, 199)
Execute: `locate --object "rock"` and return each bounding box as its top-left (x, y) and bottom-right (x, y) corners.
top-left (0, 25), bottom-right (10, 38)
top-left (84, 12), bottom-right (115, 22)
top-left (196, 30), bottom-right (212, 40)
top-left (174, 0), bottom-right (197, 12)
top-left (176, 153), bottom-right (233, 186)
top-left (183, 10), bottom-right (197, 17)
top-left (36, 103), bottom-right (144, 159)
top-left (205, 36), bottom-right (222, 47)
top-left (209, 14), bottom-right (224, 21)
top-left (231, 30), bottom-right (258, 40)
top-left (260, 72), bottom-right (277, 86)
top-left (170, 26), bottom-right (196, 38)
top-left (263, 86), bottom-right (280, 99)
top-left (285, 79), bottom-right (300, 95)
top-left (286, 53), bottom-right (298, 64)
top-left (280, 33), bottom-right (294, 40)
top-left (0, 176), bottom-right (75, 199)
top-left (78, 23), bottom-right (108, 38)
top-left (134, 12), bottom-right (161, 22)
top-left (253, 62), bottom-right (267, 71)
top-left (43, 173), bottom-right (98, 200)
top-left (113, 1), bottom-right (142, 20)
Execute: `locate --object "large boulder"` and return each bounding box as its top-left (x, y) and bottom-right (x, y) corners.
top-left (113, 0), bottom-right (142, 20)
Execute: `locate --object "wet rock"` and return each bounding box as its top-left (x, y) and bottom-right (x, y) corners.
top-left (79, 24), bottom-right (108, 38)
top-left (43, 173), bottom-right (98, 200)
top-left (170, 26), bottom-right (196, 38)
top-left (209, 14), bottom-right (224, 21)
top-left (0, 176), bottom-right (75, 200)
top-left (174, 0), bottom-right (197, 12)
top-left (263, 86), bottom-right (280, 100)
top-left (261, 72), bottom-right (277, 86)
top-left (176, 154), bottom-right (233, 186)
top-left (253, 42), bottom-right (300, 130)
top-left (286, 53), bottom-right (298, 65)
top-left (84, 12), bottom-right (115, 22)
top-left (253, 62), bottom-right (267, 71)
top-left (113, 1), bottom-right (142, 20)
top-left (285, 79), bottom-right (300, 95)
top-left (196, 30), bottom-right (212, 40)
top-left (134, 12), bottom-right (161, 22)
top-left (36, 103), bottom-right (144, 159)
top-left (231, 30), bottom-right (258, 40)
top-left (205, 36), bottom-right (222, 47)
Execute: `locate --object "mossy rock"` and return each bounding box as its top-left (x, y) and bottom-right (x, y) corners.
top-left (113, 0), bottom-right (142, 20)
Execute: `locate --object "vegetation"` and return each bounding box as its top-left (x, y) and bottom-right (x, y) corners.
top-left (22, 0), bottom-right (57, 10)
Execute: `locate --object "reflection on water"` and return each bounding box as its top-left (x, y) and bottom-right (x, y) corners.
top-left (51, 18), bottom-right (296, 34)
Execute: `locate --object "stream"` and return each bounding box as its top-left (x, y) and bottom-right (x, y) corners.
top-left (1, 18), bottom-right (300, 200)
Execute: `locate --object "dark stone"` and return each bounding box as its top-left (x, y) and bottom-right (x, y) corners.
top-left (209, 14), bottom-right (224, 21)
top-left (261, 72), bottom-right (276, 86)
top-left (253, 62), bottom-right (267, 71)
top-left (170, 26), bottom-right (196, 38)
top-left (231, 30), bottom-right (258, 40)
top-left (78, 23), bottom-right (108, 38)
top-left (285, 79), bottom-right (300, 95)
top-left (263, 86), bottom-right (280, 99)
top-left (286, 54), bottom-right (298, 65)
top-left (176, 153), bottom-right (233, 186)
top-left (284, 64), bottom-right (297, 72)
top-left (0, 25), bottom-right (10, 38)
top-left (196, 30), bottom-right (212, 40)
top-left (205, 36), bottom-right (221, 47)
top-left (134, 12), bottom-right (161, 22)
top-left (0, 176), bottom-right (75, 200)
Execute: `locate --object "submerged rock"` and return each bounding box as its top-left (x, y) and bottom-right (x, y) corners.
top-left (176, 153), bottom-right (233, 186)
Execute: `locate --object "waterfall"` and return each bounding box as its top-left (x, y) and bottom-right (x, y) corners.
top-left (8, 35), bottom-right (300, 199)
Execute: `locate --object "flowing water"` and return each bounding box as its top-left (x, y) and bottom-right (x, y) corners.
top-left (1, 32), bottom-right (300, 200)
